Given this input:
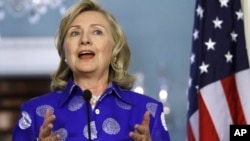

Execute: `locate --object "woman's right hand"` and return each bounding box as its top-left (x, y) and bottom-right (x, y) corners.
top-left (38, 108), bottom-right (60, 141)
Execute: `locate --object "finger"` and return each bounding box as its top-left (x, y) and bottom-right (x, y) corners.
top-left (134, 111), bottom-right (150, 134)
top-left (38, 129), bottom-right (60, 141)
top-left (40, 109), bottom-right (56, 138)
top-left (44, 108), bottom-right (52, 118)
top-left (134, 124), bottom-right (147, 134)
top-left (51, 134), bottom-right (61, 141)
top-left (141, 111), bottom-right (150, 127)
top-left (40, 123), bottom-right (54, 137)
top-left (42, 109), bottom-right (55, 126)
top-left (41, 109), bottom-right (55, 132)
top-left (129, 131), bottom-right (143, 141)
top-left (129, 111), bottom-right (152, 141)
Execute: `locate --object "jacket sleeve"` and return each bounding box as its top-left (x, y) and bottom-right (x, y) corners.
top-left (150, 102), bottom-right (171, 141)
top-left (12, 103), bottom-right (38, 141)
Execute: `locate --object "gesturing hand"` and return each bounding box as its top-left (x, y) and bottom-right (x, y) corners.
top-left (129, 111), bottom-right (152, 141)
top-left (38, 108), bottom-right (60, 141)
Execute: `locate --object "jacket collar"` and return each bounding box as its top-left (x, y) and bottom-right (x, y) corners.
top-left (58, 78), bottom-right (133, 108)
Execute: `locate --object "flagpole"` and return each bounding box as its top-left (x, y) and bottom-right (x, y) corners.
top-left (241, 0), bottom-right (250, 65)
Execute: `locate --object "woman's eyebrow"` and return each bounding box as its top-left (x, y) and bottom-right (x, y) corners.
top-left (68, 25), bottom-right (81, 30)
top-left (90, 24), bottom-right (108, 31)
top-left (68, 24), bottom-right (109, 31)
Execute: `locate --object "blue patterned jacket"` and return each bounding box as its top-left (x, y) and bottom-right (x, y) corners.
top-left (13, 79), bottom-right (171, 141)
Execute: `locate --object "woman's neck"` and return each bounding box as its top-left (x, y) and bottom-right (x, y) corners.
top-left (73, 76), bottom-right (109, 97)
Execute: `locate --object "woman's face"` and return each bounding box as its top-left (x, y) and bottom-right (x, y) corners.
top-left (64, 11), bottom-right (114, 77)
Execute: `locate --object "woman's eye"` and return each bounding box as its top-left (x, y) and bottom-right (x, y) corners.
top-left (93, 30), bottom-right (103, 35)
top-left (71, 31), bottom-right (80, 36)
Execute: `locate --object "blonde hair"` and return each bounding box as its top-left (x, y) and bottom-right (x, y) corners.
top-left (51, 0), bottom-right (135, 91)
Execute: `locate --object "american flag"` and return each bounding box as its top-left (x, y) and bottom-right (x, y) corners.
top-left (187, 0), bottom-right (250, 140)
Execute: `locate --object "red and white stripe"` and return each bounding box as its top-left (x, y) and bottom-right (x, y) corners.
top-left (188, 68), bottom-right (250, 141)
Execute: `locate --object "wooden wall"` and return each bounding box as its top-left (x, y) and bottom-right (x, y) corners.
top-left (0, 76), bottom-right (51, 141)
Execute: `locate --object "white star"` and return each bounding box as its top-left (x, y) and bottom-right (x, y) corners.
top-left (199, 61), bottom-right (209, 74)
top-left (188, 78), bottom-right (192, 87)
top-left (193, 29), bottom-right (199, 40)
top-left (195, 85), bottom-right (199, 90)
top-left (219, 0), bottom-right (229, 7)
top-left (231, 30), bottom-right (238, 42)
top-left (204, 38), bottom-right (216, 50)
top-left (213, 17), bottom-right (223, 29)
top-left (196, 5), bottom-right (204, 19)
top-left (235, 9), bottom-right (243, 20)
top-left (190, 53), bottom-right (195, 63)
top-left (225, 51), bottom-right (233, 63)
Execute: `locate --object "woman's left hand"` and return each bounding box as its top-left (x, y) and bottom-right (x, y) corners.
top-left (129, 111), bottom-right (152, 141)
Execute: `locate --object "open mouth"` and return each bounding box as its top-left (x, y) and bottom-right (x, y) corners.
top-left (78, 50), bottom-right (95, 59)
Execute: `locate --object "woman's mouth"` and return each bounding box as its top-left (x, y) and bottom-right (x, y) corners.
top-left (78, 50), bottom-right (95, 59)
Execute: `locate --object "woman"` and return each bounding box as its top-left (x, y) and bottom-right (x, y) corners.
top-left (13, 0), bottom-right (171, 140)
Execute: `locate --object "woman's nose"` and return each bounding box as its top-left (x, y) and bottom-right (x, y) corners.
top-left (80, 33), bottom-right (92, 45)
top-left (81, 40), bottom-right (91, 45)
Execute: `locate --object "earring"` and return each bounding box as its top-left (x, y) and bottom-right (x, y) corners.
top-left (113, 57), bottom-right (117, 63)
top-left (64, 59), bottom-right (67, 63)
